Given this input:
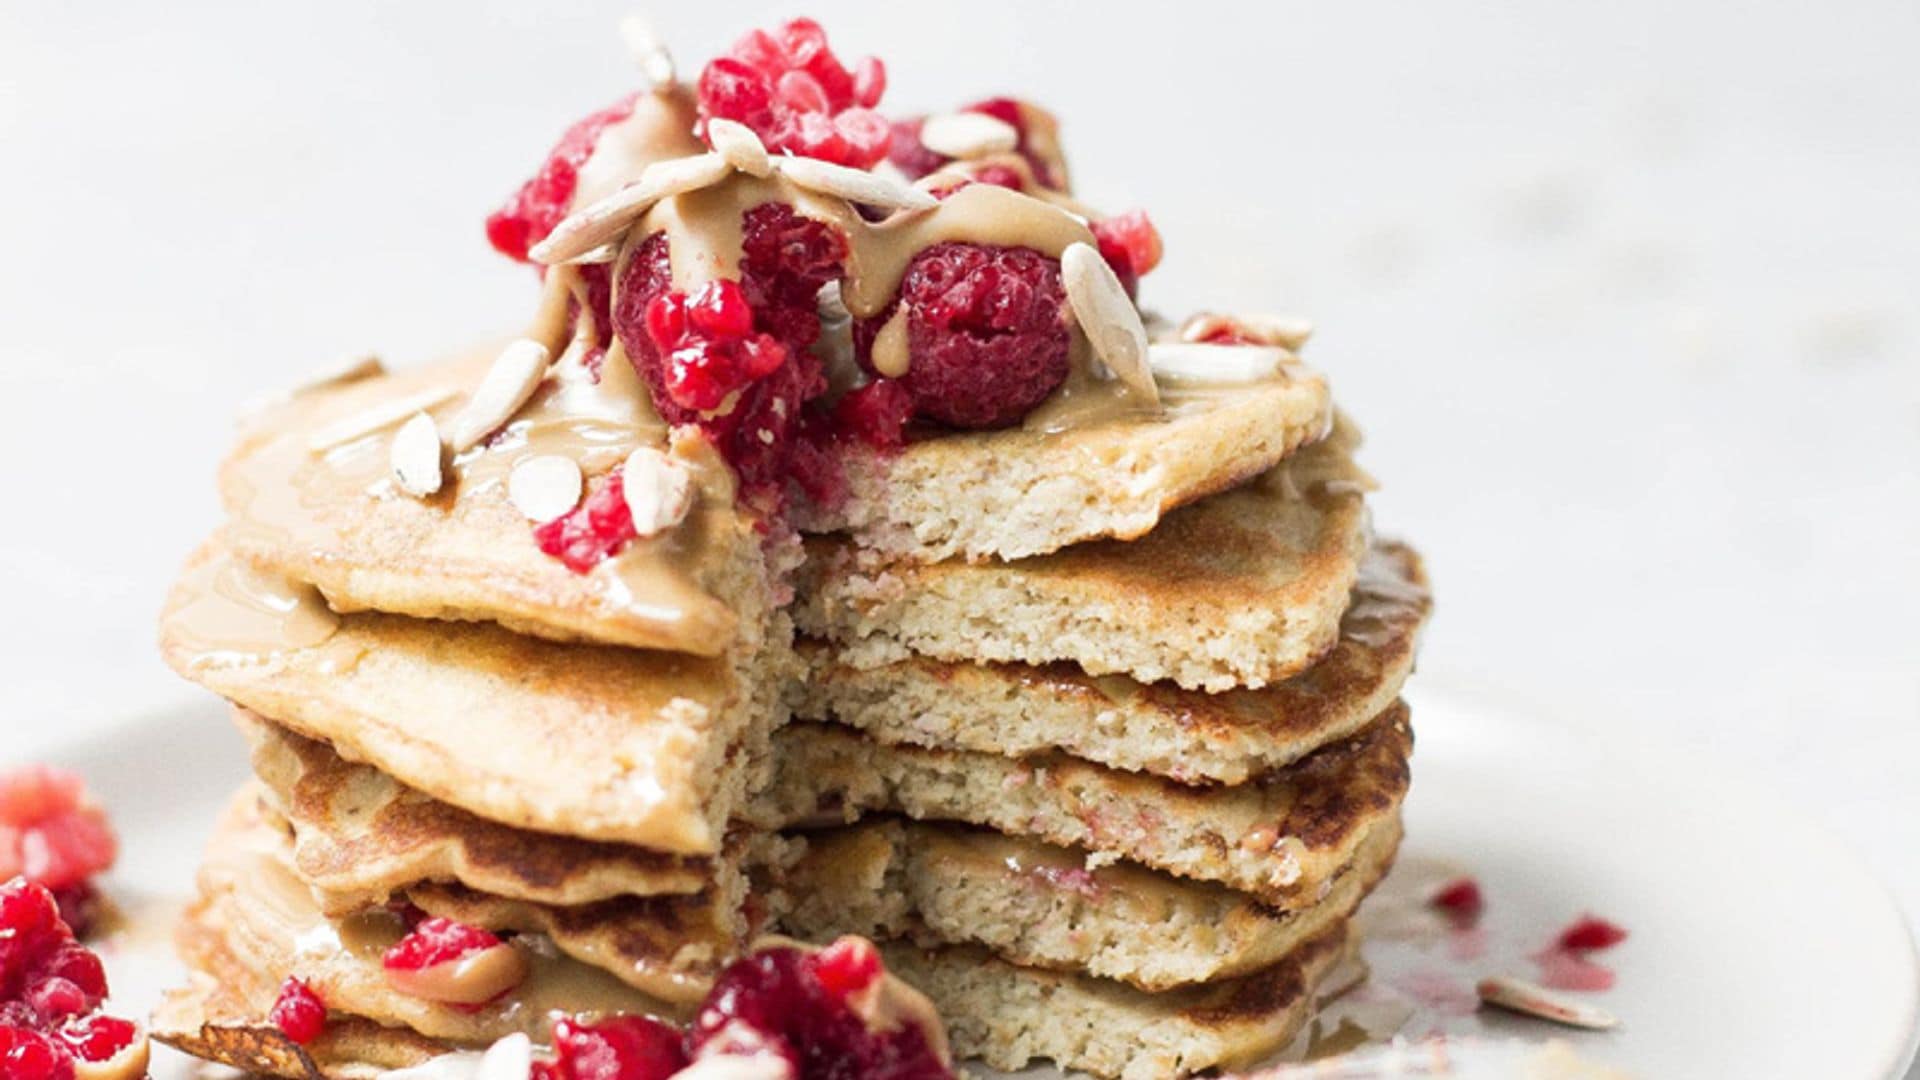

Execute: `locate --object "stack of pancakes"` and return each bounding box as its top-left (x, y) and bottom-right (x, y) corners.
top-left (149, 337), bottom-right (1427, 1077)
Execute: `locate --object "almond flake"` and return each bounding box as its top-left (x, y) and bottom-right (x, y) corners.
top-left (1147, 342), bottom-right (1292, 385)
top-left (777, 156), bottom-right (938, 212)
top-left (1061, 242), bottom-right (1159, 405)
top-left (448, 339), bottom-right (550, 452)
top-left (706, 118), bottom-right (773, 178)
top-left (389, 412), bottom-right (444, 498)
top-left (918, 111), bottom-right (1020, 159)
top-left (507, 455), bottom-right (584, 522)
top-left (305, 386), bottom-right (458, 451)
top-left (1476, 975), bottom-right (1620, 1030)
top-left (531, 153), bottom-right (734, 265)
top-left (621, 447), bottom-right (694, 537)
top-left (619, 15), bottom-right (676, 89)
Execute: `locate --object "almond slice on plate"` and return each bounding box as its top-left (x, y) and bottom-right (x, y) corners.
top-left (778, 156), bottom-right (938, 212)
top-left (1476, 975), bottom-right (1620, 1030)
top-left (305, 386), bottom-right (457, 452)
top-left (390, 412), bottom-right (444, 498)
top-left (508, 455), bottom-right (584, 522)
top-left (531, 153), bottom-right (734, 264)
top-left (447, 339), bottom-right (550, 452)
top-left (1061, 242), bottom-right (1158, 405)
top-left (622, 447), bottom-right (694, 537)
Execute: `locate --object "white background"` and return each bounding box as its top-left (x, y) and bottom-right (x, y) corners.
top-left (2, 0), bottom-right (1915, 1023)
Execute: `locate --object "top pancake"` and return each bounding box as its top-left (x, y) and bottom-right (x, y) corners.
top-left (220, 348), bottom-right (771, 655)
top-left (794, 371), bottom-right (1334, 563)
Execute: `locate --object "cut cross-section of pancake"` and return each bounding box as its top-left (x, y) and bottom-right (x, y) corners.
top-left (793, 419), bottom-right (1373, 691)
top-left (766, 815), bottom-right (1399, 992)
top-left (749, 702), bottom-right (1412, 905)
top-left (175, 789), bottom-right (691, 1051)
top-left (878, 926), bottom-right (1360, 1079)
top-left (795, 541), bottom-right (1429, 783)
top-left (160, 543), bottom-right (791, 854)
top-left (794, 370), bottom-right (1334, 563)
top-left (221, 348), bottom-right (777, 655)
top-left (242, 715), bottom-right (717, 910)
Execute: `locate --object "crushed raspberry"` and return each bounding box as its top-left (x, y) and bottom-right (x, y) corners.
top-left (612, 205), bottom-right (847, 505)
top-left (0, 768), bottom-right (118, 938)
top-left (885, 119), bottom-right (948, 180)
top-left (1554, 915), bottom-right (1628, 953)
top-left (855, 243), bottom-right (1069, 430)
top-left (1089, 210), bottom-right (1163, 297)
top-left (830, 380), bottom-right (914, 450)
top-left (1531, 947), bottom-right (1618, 993)
top-left (487, 94), bottom-right (640, 262)
top-left (697, 19), bottom-right (889, 169)
top-left (1427, 877), bottom-right (1484, 924)
top-left (537, 1016), bottom-right (686, 1080)
top-left (534, 470), bottom-right (640, 573)
top-left (382, 917), bottom-right (504, 972)
top-left (269, 977), bottom-right (327, 1045)
top-left (689, 942), bottom-right (950, 1079)
top-left (0, 879), bottom-right (141, 1079)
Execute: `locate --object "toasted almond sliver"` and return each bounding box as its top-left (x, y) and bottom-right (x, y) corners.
top-left (1061, 242), bottom-right (1159, 405)
top-left (447, 339), bottom-right (551, 452)
top-left (706, 118), bottom-right (773, 178)
top-left (918, 111), bottom-right (1020, 160)
top-left (619, 15), bottom-right (676, 89)
top-left (389, 412), bottom-right (444, 498)
top-left (1146, 342), bottom-right (1292, 385)
top-left (531, 153), bottom-right (734, 265)
top-left (1476, 975), bottom-right (1620, 1030)
top-left (778, 156), bottom-right (939, 212)
top-left (621, 447), bottom-right (694, 537)
top-left (305, 386), bottom-right (458, 452)
top-left (508, 455), bottom-right (584, 522)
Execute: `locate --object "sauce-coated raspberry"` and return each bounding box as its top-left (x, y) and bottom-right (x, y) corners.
top-left (487, 95), bottom-right (640, 262)
top-left (856, 243), bottom-right (1070, 431)
top-left (382, 918), bottom-right (505, 972)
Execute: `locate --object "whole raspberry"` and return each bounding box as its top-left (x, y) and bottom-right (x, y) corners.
top-left (486, 94), bottom-right (640, 262)
top-left (1088, 210), bottom-right (1163, 297)
top-left (857, 243), bottom-right (1070, 430)
top-left (697, 19), bottom-right (889, 169)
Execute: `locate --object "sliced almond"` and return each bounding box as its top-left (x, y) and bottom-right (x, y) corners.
top-left (918, 111), bottom-right (1020, 160)
top-left (707, 118), bottom-right (773, 178)
top-left (621, 447), bottom-right (694, 537)
top-left (508, 455), bottom-right (584, 522)
top-left (1476, 975), bottom-right (1620, 1030)
top-left (447, 339), bottom-right (551, 452)
top-left (390, 412), bottom-right (445, 497)
top-left (1146, 342), bottom-right (1292, 385)
top-left (778, 155), bottom-right (939, 212)
top-left (619, 15), bottom-right (676, 89)
top-left (531, 153), bottom-right (734, 265)
top-left (562, 240), bottom-right (622, 266)
top-left (305, 386), bottom-right (458, 452)
top-left (1061, 242), bottom-right (1159, 405)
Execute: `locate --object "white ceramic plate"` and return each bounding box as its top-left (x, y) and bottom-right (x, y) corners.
top-left (50, 686), bottom-right (1920, 1079)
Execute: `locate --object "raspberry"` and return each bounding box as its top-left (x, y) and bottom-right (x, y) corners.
top-left (534, 470), bottom-right (639, 573)
top-left (690, 942), bottom-right (950, 1079)
top-left (1427, 877), bottom-right (1484, 923)
top-left (1555, 915), bottom-right (1629, 953)
top-left (0, 1026), bottom-right (71, 1080)
top-left (51, 1015), bottom-right (135, 1064)
top-left (1088, 210), bottom-right (1162, 297)
top-left (545, 1015), bottom-right (685, 1080)
top-left (612, 205), bottom-right (846, 505)
top-left (269, 977), bottom-right (326, 1046)
top-left (857, 243), bottom-right (1069, 430)
top-left (0, 880), bottom-right (137, 1079)
top-left (0, 767), bottom-right (119, 930)
top-left (697, 19), bottom-right (889, 169)
top-left (487, 94), bottom-right (640, 262)
top-left (831, 380), bottom-right (913, 450)
top-left (382, 918), bottom-right (504, 972)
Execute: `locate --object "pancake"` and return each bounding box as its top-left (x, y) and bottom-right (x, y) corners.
top-left (242, 715), bottom-right (714, 910)
top-left (792, 369), bottom-right (1334, 564)
top-left (793, 542), bottom-right (1429, 783)
top-left (749, 702), bottom-right (1411, 905)
top-left (161, 542), bottom-right (790, 854)
top-left (153, 967), bottom-right (444, 1080)
top-left (221, 347), bottom-right (775, 655)
top-left (178, 788), bottom-right (692, 1049)
top-left (878, 925), bottom-right (1359, 1079)
top-left (791, 419), bottom-right (1373, 692)
top-left (768, 814), bottom-right (1399, 992)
